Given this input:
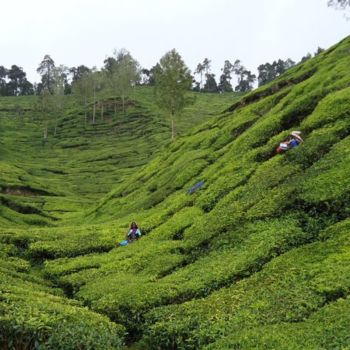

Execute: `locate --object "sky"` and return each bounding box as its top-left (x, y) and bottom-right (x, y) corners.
top-left (1, 0), bottom-right (349, 84)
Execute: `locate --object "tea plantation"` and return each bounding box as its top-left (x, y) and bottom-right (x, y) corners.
top-left (1, 35), bottom-right (350, 349)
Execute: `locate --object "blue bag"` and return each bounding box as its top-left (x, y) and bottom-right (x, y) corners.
top-left (119, 240), bottom-right (129, 246)
top-left (188, 180), bottom-right (205, 195)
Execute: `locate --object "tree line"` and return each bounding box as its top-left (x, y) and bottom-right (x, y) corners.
top-left (0, 65), bottom-right (34, 96)
top-left (0, 45), bottom-right (326, 99)
top-left (1, 45), bottom-right (327, 142)
top-left (0, 0), bottom-right (346, 98)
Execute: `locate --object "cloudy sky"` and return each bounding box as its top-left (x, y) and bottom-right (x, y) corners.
top-left (1, 0), bottom-right (349, 83)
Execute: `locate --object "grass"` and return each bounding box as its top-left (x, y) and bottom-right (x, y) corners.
top-left (1, 35), bottom-right (350, 349)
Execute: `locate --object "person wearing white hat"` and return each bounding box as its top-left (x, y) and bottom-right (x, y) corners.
top-left (276, 131), bottom-right (303, 153)
top-left (289, 131), bottom-right (303, 147)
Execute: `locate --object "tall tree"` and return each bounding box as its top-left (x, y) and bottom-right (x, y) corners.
top-left (52, 66), bottom-right (68, 135)
top-left (36, 88), bottom-right (54, 140)
top-left (235, 70), bottom-right (256, 92)
top-left (233, 60), bottom-right (256, 92)
top-left (87, 69), bottom-right (102, 124)
top-left (257, 58), bottom-right (295, 87)
top-left (6, 65), bottom-right (33, 96)
top-left (140, 69), bottom-right (151, 85)
top-left (148, 64), bottom-right (161, 86)
top-left (70, 65), bottom-right (91, 85)
top-left (111, 49), bottom-right (140, 113)
top-left (154, 49), bottom-right (192, 140)
top-left (72, 67), bottom-right (103, 125)
top-left (328, 0), bottom-right (350, 8)
top-left (202, 58), bottom-right (211, 92)
top-left (72, 71), bottom-right (94, 125)
top-left (104, 49), bottom-right (140, 125)
top-left (218, 60), bottom-right (234, 92)
top-left (37, 55), bottom-right (56, 94)
top-left (300, 53), bottom-right (312, 63)
top-left (314, 47), bottom-right (325, 56)
top-left (257, 62), bottom-right (275, 87)
top-left (0, 66), bottom-right (8, 96)
top-left (203, 73), bottom-right (218, 93)
top-left (284, 58), bottom-right (296, 69)
top-left (103, 56), bottom-right (117, 74)
top-left (195, 63), bottom-right (205, 90)
top-left (202, 58), bottom-right (211, 76)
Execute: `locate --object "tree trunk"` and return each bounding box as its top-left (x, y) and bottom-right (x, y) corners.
top-left (114, 98), bottom-right (117, 132)
top-left (92, 89), bottom-right (96, 124)
top-left (122, 94), bottom-right (125, 114)
top-left (84, 96), bottom-right (87, 125)
top-left (43, 125), bottom-right (48, 140)
top-left (101, 102), bottom-right (104, 121)
top-left (171, 117), bottom-right (175, 140)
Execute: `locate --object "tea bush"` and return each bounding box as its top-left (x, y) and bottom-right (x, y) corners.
top-left (1, 36), bottom-right (350, 349)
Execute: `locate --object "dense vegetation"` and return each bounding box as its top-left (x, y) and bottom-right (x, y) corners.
top-left (1, 35), bottom-right (350, 349)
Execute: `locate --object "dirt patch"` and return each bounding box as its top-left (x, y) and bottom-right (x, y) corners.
top-left (0, 186), bottom-right (55, 197)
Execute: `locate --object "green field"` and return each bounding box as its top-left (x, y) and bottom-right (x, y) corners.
top-left (1, 35), bottom-right (350, 349)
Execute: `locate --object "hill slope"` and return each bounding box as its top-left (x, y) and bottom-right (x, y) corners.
top-left (0, 89), bottom-right (238, 224)
top-left (0, 88), bottom-right (241, 348)
top-left (1, 35), bottom-right (350, 349)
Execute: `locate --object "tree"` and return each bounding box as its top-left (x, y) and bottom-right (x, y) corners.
top-left (70, 65), bottom-right (91, 85)
top-left (202, 58), bottom-right (211, 76)
top-left (257, 58), bottom-right (295, 87)
top-left (104, 49), bottom-right (140, 123)
top-left (103, 56), bottom-right (117, 74)
top-left (195, 63), bottom-right (205, 90)
top-left (37, 55), bottom-right (55, 94)
top-left (52, 66), bottom-right (68, 135)
top-left (72, 71), bottom-right (94, 124)
top-left (72, 67), bottom-right (103, 125)
top-left (90, 70), bottom-right (103, 124)
top-left (284, 58), bottom-right (296, 69)
top-left (328, 0), bottom-right (350, 8)
top-left (300, 53), bottom-right (312, 63)
top-left (140, 69), bottom-right (151, 85)
top-left (235, 70), bottom-right (256, 92)
top-left (202, 58), bottom-right (212, 92)
top-left (192, 81), bottom-right (200, 92)
top-left (233, 60), bottom-right (256, 92)
top-left (36, 88), bottom-right (54, 140)
top-left (112, 49), bottom-right (140, 113)
top-left (20, 80), bottom-right (34, 96)
top-left (148, 64), bottom-right (161, 86)
top-left (257, 62), bottom-right (275, 86)
top-left (4, 65), bottom-right (33, 96)
top-left (218, 74), bottom-right (232, 92)
top-left (154, 49), bottom-right (192, 140)
top-left (218, 60), bottom-right (234, 92)
top-left (61, 69), bottom-right (72, 95)
top-left (203, 73), bottom-right (218, 93)
top-left (314, 47), bottom-right (325, 56)
top-left (0, 66), bottom-right (8, 96)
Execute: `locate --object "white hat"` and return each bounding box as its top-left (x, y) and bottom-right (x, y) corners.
top-left (291, 131), bottom-right (303, 141)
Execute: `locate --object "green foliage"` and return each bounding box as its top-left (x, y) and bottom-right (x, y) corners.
top-left (154, 49), bottom-right (192, 115)
top-left (1, 36), bottom-right (350, 349)
top-left (142, 219), bottom-right (350, 349)
top-left (0, 279), bottom-right (125, 349)
top-left (154, 49), bottom-right (193, 139)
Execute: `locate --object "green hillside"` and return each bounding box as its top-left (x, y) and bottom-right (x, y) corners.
top-left (1, 35), bottom-right (350, 349)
